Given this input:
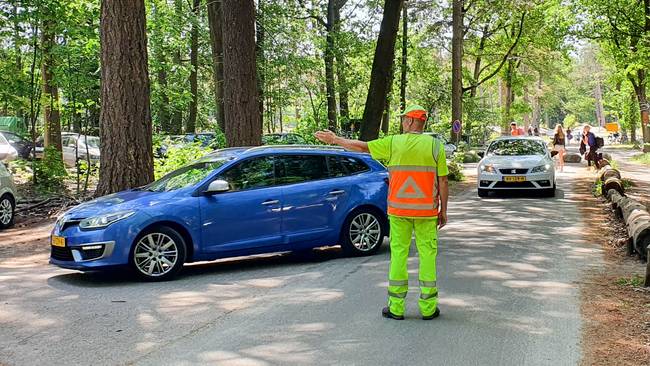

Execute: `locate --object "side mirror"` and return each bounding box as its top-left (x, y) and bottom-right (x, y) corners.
top-left (205, 179), bottom-right (230, 194)
top-left (550, 151), bottom-right (559, 158)
top-left (477, 151), bottom-right (485, 158)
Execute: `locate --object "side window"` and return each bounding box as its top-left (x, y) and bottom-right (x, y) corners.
top-left (217, 156), bottom-right (275, 192)
top-left (326, 156), bottom-right (347, 178)
top-left (276, 155), bottom-right (328, 184)
top-left (61, 137), bottom-right (70, 147)
top-left (340, 156), bottom-right (369, 174)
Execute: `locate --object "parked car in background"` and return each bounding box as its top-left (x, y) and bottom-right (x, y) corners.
top-left (262, 133), bottom-right (307, 145)
top-left (423, 133), bottom-right (457, 156)
top-left (477, 137), bottom-right (556, 198)
top-left (0, 133), bottom-right (18, 163)
top-left (50, 145), bottom-right (389, 280)
top-left (0, 162), bottom-right (16, 229)
top-left (0, 131), bottom-right (36, 159)
top-left (61, 132), bottom-right (101, 167)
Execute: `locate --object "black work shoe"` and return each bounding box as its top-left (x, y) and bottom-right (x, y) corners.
top-left (382, 307), bottom-right (405, 320)
top-left (422, 308), bottom-right (440, 320)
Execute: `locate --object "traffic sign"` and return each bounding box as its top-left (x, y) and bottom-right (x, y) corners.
top-left (452, 120), bottom-right (462, 134)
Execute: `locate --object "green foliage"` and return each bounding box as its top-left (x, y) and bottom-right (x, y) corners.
top-left (616, 275), bottom-right (644, 287)
top-left (154, 142), bottom-right (206, 180)
top-left (631, 152), bottom-right (650, 166)
top-left (462, 151), bottom-right (481, 163)
top-left (35, 146), bottom-right (67, 191)
top-left (446, 154), bottom-right (465, 182)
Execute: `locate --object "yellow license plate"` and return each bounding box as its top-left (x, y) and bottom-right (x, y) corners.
top-left (51, 236), bottom-right (66, 247)
top-left (504, 176), bottom-right (526, 182)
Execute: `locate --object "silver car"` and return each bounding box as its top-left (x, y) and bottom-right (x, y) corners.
top-left (61, 133), bottom-right (101, 167)
top-left (0, 162), bottom-right (16, 229)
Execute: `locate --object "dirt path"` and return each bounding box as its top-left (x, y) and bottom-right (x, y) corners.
top-left (579, 149), bottom-right (650, 365)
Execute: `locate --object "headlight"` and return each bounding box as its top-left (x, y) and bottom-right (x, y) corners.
top-left (480, 164), bottom-right (496, 173)
top-left (531, 164), bottom-right (551, 173)
top-left (79, 211), bottom-right (135, 229)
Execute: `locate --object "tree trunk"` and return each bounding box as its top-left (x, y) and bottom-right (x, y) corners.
top-left (470, 24), bottom-right (489, 99)
top-left (187, 0), bottom-right (200, 133)
top-left (629, 91), bottom-right (638, 143)
top-left (633, 76), bottom-right (650, 143)
top-left (450, 0), bottom-right (463, 143)
top-left (170, 0), bottom-right (184, 133)
top-left (399, 2), bottom-right (407, 133)
top-left (222, 0), bottom-right (262, 147)
top-left (334, 4), bottom-right (349, 124)
top-left (522, 84), bottom-right (531, 128)
top-left (207, 0), bottom-right (226, 133)
top-left (256, 1), bottom-right (265, 133)
top-left (41, 17), bottom-right (62, 157)
top-left (359, 0), bottom-right (404, 141)
top-left (594, 80), bottom-right (606, 127)
top-left (156, 57), bottom-right (172, 133)
top-left (501, 59), bottom-right (515, 134)
top-left (97, 0), bottom-right (154, 196)
top-left (324, 0), bottom-right (338, 131)
top-left (12, 2), bottom-right (23, 119)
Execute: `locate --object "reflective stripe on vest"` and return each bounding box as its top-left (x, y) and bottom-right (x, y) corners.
top-left (387, 165), bottom-right (439, 217)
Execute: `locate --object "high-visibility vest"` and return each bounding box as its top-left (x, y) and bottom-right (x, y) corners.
top-left (387, 138), bottom-right (441, 218)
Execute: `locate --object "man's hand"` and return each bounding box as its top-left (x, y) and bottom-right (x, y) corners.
top-left (314, 130), bottom-right (338, 145)
top-left (438, 211), bottom-right (447, 229)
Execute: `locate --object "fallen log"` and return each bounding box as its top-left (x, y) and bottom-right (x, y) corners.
top-left (596, 159), bottom-right (611, 169)
top-left (598, 166), bottom-right (621, 182)
top-left (629, 217), bottom-right (650, 258)
top-left (564, 153), bottom-right (582, 163)
top-left (602, 177), bottom-right (624, 197)
top-left (620, 198), bottom-right (647, 222)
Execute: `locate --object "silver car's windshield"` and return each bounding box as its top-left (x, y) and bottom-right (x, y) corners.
top-left (145, 159), bottom-right (229, 192)
top-left (487, 140), bottom-right (546, 156)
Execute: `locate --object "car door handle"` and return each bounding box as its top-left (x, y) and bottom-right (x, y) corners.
top-left (262, 199), bottom-right (280, 205)
top-left (329, 190), bottom-right (345, 195)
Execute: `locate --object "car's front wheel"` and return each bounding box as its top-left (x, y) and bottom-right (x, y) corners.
top-left (0, 194), bottom-right (15, 229)
top-left (340, 208), bottom-right (386, 256)
top-left (131, 226), bottom-right (186, 281)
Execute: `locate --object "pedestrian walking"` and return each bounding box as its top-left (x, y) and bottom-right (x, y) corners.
top-left (552, 125), bottom-right (566, 172)
top-left (314, 105), bottom-right (448, 321)
top-left (579, 124), bottom-right (597, 167)
top-left (566, 128), bottom-right (573, 145)
top-left (527, 126), bottom-right (534, 136)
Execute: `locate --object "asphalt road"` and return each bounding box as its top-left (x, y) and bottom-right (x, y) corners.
top-left (0, 163), bottom-right (603, 366)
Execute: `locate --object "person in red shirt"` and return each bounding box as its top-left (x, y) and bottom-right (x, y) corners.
top-left (510, 122), bottom-right (525, 136)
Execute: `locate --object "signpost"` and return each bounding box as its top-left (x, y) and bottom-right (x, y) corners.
top-left (452, 119), bottom-right (462, 143)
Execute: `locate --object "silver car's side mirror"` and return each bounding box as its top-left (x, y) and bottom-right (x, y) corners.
top-left (205, 179), bottom-right (230, 194)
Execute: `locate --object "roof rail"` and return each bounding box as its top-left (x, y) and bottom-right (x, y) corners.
top-left (244, 144), bottom-right (347, 152)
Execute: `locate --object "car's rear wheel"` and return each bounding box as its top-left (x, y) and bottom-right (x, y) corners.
top-left (340, 208), bottom-right (386, 256)
top-left (0, 194), bottom-right (15, 229)
top-left (477, 188), bottom-right (489, 198)
top-left (131, 226), bottom-right (186, 281)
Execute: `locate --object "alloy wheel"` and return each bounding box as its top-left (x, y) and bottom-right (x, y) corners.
top-left (134, 232), bottom-right (179, 277)
top-left (0, 198), bottom-right (12, 225)
top-left (349, 213), bottom-right (381, 252)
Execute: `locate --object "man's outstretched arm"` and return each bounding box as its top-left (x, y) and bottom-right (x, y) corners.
top-left (314, 130), bottom-right (370, 153)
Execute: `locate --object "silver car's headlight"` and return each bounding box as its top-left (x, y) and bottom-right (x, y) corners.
top-left (80, 210), bottom-right (135, 229)
top-left (479, 164), bottom-right (496, 173)
top-left (530, 164), bottom-right (551, 173)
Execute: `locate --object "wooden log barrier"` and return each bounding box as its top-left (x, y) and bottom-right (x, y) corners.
top-left (598, 166), bottom-right (621, 182)
top-left (602, 177), bottom-right (624, 197)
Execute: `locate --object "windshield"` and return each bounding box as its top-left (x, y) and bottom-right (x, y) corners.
top-left (487, 139), bottom-right (546, 156)
top-left (79, 136), bottom-right (100, 148)
top-left (0, 134), bottom-right (8, 145)
top-left (145, 159), bottom-right (229, 192)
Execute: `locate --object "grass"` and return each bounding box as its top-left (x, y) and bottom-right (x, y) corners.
top-left (631, 152), bottom-right (650, 166)
top-left (615, 275), bottom-right (645, 287)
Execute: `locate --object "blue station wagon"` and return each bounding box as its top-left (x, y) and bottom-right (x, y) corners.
top-left (50, 146), bottom-right (389, 280)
